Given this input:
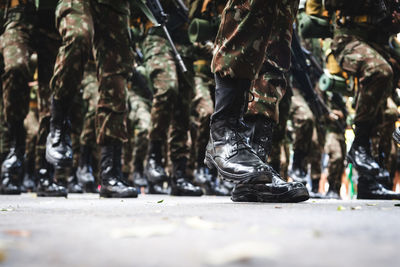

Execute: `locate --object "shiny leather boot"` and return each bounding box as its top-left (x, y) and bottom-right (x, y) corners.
top-left (170, 158), bottom-right (203, 196)
top-left (0, 122), bottom-right (25, 195)
top-left (46, 97), bottom-right (73, 168)
top-left (36, 162), bottom-right (68, 197)
top-left (205, 75), bottom-right (272, 184)
top-left (76, 145), bottom-right (97, 193)
top-left (99, 143), bottom-right (138, 198)
top-left (145, 141), bottom-right (168, 193)
top-left (244, 115), bottom-right (275, 162)
top-left (357, 175), bottom-right (400, 200)
top-left (288, 150), bottom-right (308, 184)
top-left (347, 122), bottom-right (379, 176)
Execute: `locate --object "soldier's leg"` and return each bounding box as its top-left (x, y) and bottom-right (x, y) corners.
top-left (46, 0), bottom-right (93, 168)
top-left (169, 59), bottom-right (202, 196)
top-left (324, 132), bottom-right (345, 199)
top-left (0, 4), bottom-right (35, 194)
top-left (308, 126), bottom-right (324, 195)
top-left (35, 10), bottom-right (68, 197)
top-left (288, 87), bottom-right (314, 183)
top-left (142, 35), bottom-right (177, 193)
top-left (0, 53), bottom-right (9, 163)
top-left (91, 0), bottom-right (137, 198)
top-left (77, 60), bottom-right (98, 192)
top-left (122, 90), bottom-right (135, 182)
top-left (23, 104), bottom-right (39, 192)
top-left (332, 35), bottom-right (392, 176)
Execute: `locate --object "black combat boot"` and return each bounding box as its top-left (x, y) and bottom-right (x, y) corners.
top-left (76, 145), bottom-right (97, 192)
top-left (22, 154), bottom-right (36, 192)
top-left (244, 115), bottom-right (275, 162)
top-left (46, 97), bottom-right (73, 168)
top-left (357, 175), bottom-right (400, 200)
top-left (170, 157), bottom-right (203, 196)
top-left (347, 122), bottom-right (380, 176)
top-left (205, 74), bottom-right (272, 184)
top-left (0, 122), bottom-right (25, 195)
top-left (289, 149), bottom-right (308, 184)
top-left (36, 161), bottom-right (68, 197)
top-left (99, 142), bottom-right (138, 198)
top-left (145, 141), bottom-right (168, 194)
top-left (67, 168), bottom-right (84, 193)
top-left (132, 159), bottom-right (148, 188)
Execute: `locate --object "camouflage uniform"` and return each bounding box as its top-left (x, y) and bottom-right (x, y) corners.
top-left (143, 2), bottom-right (194, 163)
top-left (50, 0), bottom-right (134, 145)
top-left (123, 87), bottom-right (151, 175)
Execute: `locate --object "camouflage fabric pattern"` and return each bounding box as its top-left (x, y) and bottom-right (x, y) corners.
top-left (122, 89), bottom-right (151, 174)
top-left (211, 0), bottom-right (298, 81)
top-left (80, 61), bottom-right (99, 148)
top-left (0, 5), bottom-right (35, 126)
top-left (0, 52), bottom-right (9, 159)
top-left (143, 34), bottom-right (194, 162)
top-left (190, 72), bottom-right (214, 167)
top-left (51, 0), bottom-right (134, 145)
top-left (324, 131), bottom-right (346, 191)
top-left (331, 34), bottom-right (393, 124)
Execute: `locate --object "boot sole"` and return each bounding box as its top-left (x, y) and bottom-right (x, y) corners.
top-left (0, 189), bottom-right (21, 195)
top-left (204, 154), bottom-right (271, 184)
top-left (36, 192), bottom-right (68, 197)
top-left (231, 187), bottom-right (310, 203)
top-left (99, 191), bottom-right (138, 198)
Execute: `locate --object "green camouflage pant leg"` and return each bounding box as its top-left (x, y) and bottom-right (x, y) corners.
top-left (144, 35), bottom-right (192, 161)
top-left (246, 0), bottom-right (299, 121)
top-left (290, 87), bottom-right (314, 153)
top-left (128, 91), bottom-right (151, 170)
top-left (50, 0), bottom-right (93, 104)
top-left (91, 0), bottom-right (133, 144)
top-left (1, 15), bottom-right (34, 125)
top-left (331, 34), bottom-right (393, 123)
top-left (324, 131), bottom-right (346, 189)
top-left (191, 73), bottom-right (214, 165)
top-left (144, 34), bottom-right (178, 144)
top-left (80, 61), bottom-right (99, 148)
top-left (309, 126), bottom-right (324, 180)
top-left (212, 0), bottom-right (278, 79)
top-left (0, 52), bottom-right (9, 157)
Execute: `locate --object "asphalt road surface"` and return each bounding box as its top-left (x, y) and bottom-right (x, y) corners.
top-left (0, 194), bottom-right (399, 267)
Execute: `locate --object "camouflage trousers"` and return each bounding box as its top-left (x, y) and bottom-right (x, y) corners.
top-left (290, 87), bottom-right (323, 180)
top-left (122, 90), bottom-right (151, 175)
top-left (143, 34), bottom-right (194, 162)
top-left (324, 131), bottom-right (346, 190)
top-left (0, 52), bottom-right (9, 159)
top-left (190, 72), bottom-right (214, 168)
top-left (0, 13), bottom-right (34, 126)
top-left (51, 0), bottom-right (133, 145)
top-left (331, 34), bottom-right (393, 123)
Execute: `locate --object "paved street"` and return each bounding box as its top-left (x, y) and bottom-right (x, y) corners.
top-left (0, 194), bottom-right (399, 267)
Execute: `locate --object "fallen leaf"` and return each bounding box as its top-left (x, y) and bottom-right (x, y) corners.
top-left (0, 249), bottom-right (5, 263)
top-left (157, 200), bottom-right (164, 203)
top-left (337, 206), bottom-right (346, 211)
top-left (0, 208), bottom-right (13, 212)
top-left (351, 206), bottom-right (362, 210)
top-left (366, 203), bottom-right (377, 206)
top-left (274, 206), bottom-right (282, 209)
top-left (4, 230), bottom-right (31, 238)
top-left (205, 241), bottom-right (279, 265)
top-left (110, 224), bottom-right (176, 238)
top-left (185, 216), bottom-right (224, 230)
top-left (313, 230), bottom-right (322, 238)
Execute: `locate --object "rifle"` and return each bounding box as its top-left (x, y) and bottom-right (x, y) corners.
top-left (145, 0), bottom-right (188, 73)
top-left (290, 30), bottom-right (344, 132)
